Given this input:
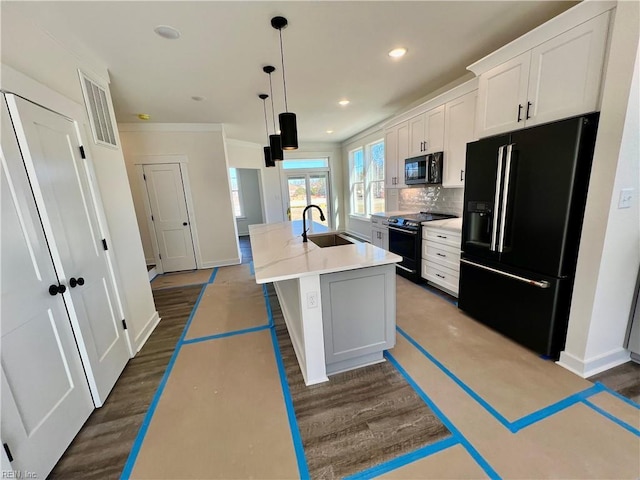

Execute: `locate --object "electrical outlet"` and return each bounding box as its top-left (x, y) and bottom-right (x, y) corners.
top-left (618, 188), bottom-right (634, 209)
top-left (306, 291), bottom-right (318, 309)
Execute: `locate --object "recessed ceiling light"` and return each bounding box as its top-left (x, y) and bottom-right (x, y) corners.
top-left (338, 100), bottom-right (350, 106)
top-left (388, 47), bottom-right (407, 58)
top-left (326, 130), bottom-right (334, 134)
top-left (154, 25), bottom-right (181, 40)
top-left (191, 96), bottom-right (206, 101)
top-left (138, 113), bottom-right (150, 120)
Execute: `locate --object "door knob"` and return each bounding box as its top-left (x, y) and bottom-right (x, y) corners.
top-left (183, 222), bottom-right (188, 226)
top-left (49, 284), bottom-right (67, 296)
top-left (69, 277), bottom-right (85, 288)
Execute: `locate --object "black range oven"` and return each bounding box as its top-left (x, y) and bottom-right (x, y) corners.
top-left (388, 212), bottom-right (457, 282)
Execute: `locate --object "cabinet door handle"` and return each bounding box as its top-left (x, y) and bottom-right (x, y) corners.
top-left (436, 253), bottom-right (447, 257)
top-left (437, 234), bottom-right (448, 239)
top-left (435, 273), bottom-right (446, 279)
top-left (517, 104), bottom-right (523, 122)
top-left (460, 169), bottom-right (464, 182)
top-left (526, 101), bottom-right (532, 120)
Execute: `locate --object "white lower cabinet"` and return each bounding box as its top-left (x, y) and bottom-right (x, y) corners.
top-left (421, 226), bottom-right (462, 297)
top-left (371, 216), bottom-right (389, 250)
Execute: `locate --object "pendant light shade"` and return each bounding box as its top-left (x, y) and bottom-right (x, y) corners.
top-left (279, 112), bottom-right (298, 150)
top-left (271, 16), bottom-right (298, 150)
top-left (263, 65), bottom-right (284, 161)
top-left (258, 93), bottom-right (276, 167)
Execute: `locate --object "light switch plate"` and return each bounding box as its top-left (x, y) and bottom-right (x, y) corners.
top-left (618, 188), bottom-right (634, 209)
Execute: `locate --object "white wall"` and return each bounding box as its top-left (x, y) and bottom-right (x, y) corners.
top-left (236, 169), bottom-right (264, 235)
top-left (119, 125), bottom-right (240, 268)
top-left (560, 0), bottom-right (640, 377)
top-left (0, 8), bottom-right (157, 351)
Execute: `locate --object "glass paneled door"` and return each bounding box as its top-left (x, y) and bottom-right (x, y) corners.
top-left (285, 172), bottom-right (331, 234)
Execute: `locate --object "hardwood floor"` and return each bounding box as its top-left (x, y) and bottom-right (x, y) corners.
top-left (48, 285), bottom-right (203, 480)
top-left (268, 284), bottom-right (451, 479)
top-left (590, 361), bottom-right (640, 403)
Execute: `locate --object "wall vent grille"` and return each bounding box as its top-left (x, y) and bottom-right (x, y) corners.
top-left (79, 71), bottom-right (117, 147)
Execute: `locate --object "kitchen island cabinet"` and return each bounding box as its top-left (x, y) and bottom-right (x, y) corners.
top-left (249, 222), bottom-right (401, 385)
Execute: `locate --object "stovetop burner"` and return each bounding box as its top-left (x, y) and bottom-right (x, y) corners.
top-left (388, 212), bottom-right (457, 230)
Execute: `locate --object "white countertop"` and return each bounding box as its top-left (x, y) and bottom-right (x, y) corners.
top-left (249, 222), bottom-right (402, 284)
top-left (422, 217), bottom-right (463, 232)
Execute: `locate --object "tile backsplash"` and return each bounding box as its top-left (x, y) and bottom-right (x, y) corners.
top-left (399, 186), bottom-right (464, 216)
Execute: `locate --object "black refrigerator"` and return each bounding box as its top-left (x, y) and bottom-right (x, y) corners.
top-left (458, 113), bottom-right (599, 358)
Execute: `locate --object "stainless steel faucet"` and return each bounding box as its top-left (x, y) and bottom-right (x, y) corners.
top-left (302, 204), bottom-right (326, 242)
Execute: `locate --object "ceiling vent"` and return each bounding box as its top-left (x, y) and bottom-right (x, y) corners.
top-left (78, 71), bottom-right (118, 147)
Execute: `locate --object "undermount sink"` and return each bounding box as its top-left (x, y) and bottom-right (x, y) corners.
top-left (308, 232), bottom-right (356, 248)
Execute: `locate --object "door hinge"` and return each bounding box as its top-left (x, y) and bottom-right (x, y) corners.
top-left (3, 442), bottom-right (13, 462)
top-left (122, 319), bottom-right (128, 330)
top-left (158, 253), bottom-right (162, 259)
top-left (79, 145), bottom-right (86, 159)
top-left (151, 215), bottom-right (154, 221)
top-left (102, 239), bottom-right (108, 250)
top-left (143, 173), bottom-right (146, 181)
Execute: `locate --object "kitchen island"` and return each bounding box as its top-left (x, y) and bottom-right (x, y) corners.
top-left (249, 222), bottom-right (402, 385)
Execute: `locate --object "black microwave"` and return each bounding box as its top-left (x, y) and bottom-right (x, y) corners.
top-left (404, 152), bottom-right (443, 185)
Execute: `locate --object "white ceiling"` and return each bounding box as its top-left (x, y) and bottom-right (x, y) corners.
top-left (3, 1), bottom-right (578, 145)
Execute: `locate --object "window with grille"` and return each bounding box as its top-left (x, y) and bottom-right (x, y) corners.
top-left (348, 139), bottom-right (385, 217)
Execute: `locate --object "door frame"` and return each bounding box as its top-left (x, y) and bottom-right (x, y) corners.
top-left (134, 155), bottom-right (200, 274)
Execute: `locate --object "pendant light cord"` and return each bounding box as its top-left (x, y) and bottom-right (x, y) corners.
top-left (267, 73), bottom-right (277, 133)
top-left (262, 98), bottom-right (270, 141)
top-left (279, 29), bottom-right (289, 112)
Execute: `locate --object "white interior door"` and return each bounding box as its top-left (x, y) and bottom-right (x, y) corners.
top-left (6, 94), bottom-right (129, 405)
top-left (0, 96), bottom-right (93, 478)
top-left (143, 163), bottom-right (197, 272)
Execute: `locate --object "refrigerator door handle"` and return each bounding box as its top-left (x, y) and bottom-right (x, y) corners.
top-left (498, 143), bottom-right (514, 253)
top-left (491, 145), bottom-right (505, 251)
top-left (460, 258), bottom-right (550, 289)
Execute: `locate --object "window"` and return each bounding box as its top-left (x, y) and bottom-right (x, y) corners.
top-left (229, 168), bottom-right (243, 217)
top-left (349, 140), bottom-right (385, 217)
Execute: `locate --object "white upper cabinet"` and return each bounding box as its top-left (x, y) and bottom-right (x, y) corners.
top-left (474, 11), bottom-right (611, 138)
top-left (384, 121), bottom-right (409, 188)
top-left (476, 52), bottom-right (530, 138)
top-left (443, 90), bottom-right (477, 188)
top-left (526, 13), bottom-right (610, 128)
top-left (408, 106), bottom-right (445, 157)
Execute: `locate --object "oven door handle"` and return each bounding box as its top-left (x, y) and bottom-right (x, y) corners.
top-left (388, 226), bottom-right (418, 235)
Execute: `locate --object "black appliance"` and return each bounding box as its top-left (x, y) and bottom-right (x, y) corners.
top-left (458, 113), bottom-right (599, 358)
top-left (388, 212), bottom-right (457, 282)
top-left (405, 152), bottom-right (443, 185)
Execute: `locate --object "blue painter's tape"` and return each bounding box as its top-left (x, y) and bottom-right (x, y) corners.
top-left (595, 381), bottom-right (640, 409)
top-left (208, 267), bottom-right (218, 284)
top-left (181, 324), bottom-right (270, 345)
top-left (385, 352), bottom-right (501, 479)
top-left (263, 292), bottom-right (309, 479)
top-left (397, 326), bottom-right (514, 430)
top-left (582, 399), bottom-right (640, 437)
top-left (120, 283), bottom-right (208, 480)
top-left (263, 283), bottom-right (274, 328)
top-left (509, 384), bottom-right (605, 432)
top-left (344, 436), bottom-right (458, 480)
top-left (250, 261), bottom-right (255, 276)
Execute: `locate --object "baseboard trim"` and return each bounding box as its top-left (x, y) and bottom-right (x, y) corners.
top-left (134, 311), bottom-right (161, 353)
top-left (200, 258), bottom-right (241, 269)
top-left (557, 347), bottom-right (631, 378)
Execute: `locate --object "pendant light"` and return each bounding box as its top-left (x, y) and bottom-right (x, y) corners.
top-left (271, 16), bottom-right (298, 150)
top-left (259, 94), bottom-right (275, 168)
top-left (263, 65), bottom-right (284, 161)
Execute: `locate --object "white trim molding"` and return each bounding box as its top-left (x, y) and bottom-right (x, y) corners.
top-left (134, 310), bottom-right (161, 352)
top-left (557, 347), bottom-right (631, 378)
top-left (200, 258), bottom-right (241, 269)
top-left (118, 123), bottom-right (224, 132)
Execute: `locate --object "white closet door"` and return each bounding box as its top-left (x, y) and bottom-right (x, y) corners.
top-left (0, 96), bottom-right (93, 478)
top-left (143, 163), bottom-right (196, 272)
top-left (6, 94), bottom-right (129, 405)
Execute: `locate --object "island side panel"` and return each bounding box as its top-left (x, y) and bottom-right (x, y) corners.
top-left (320, 264), bottom-right (397, 375)
top-left (274, 276), bottom-right (329, 386)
